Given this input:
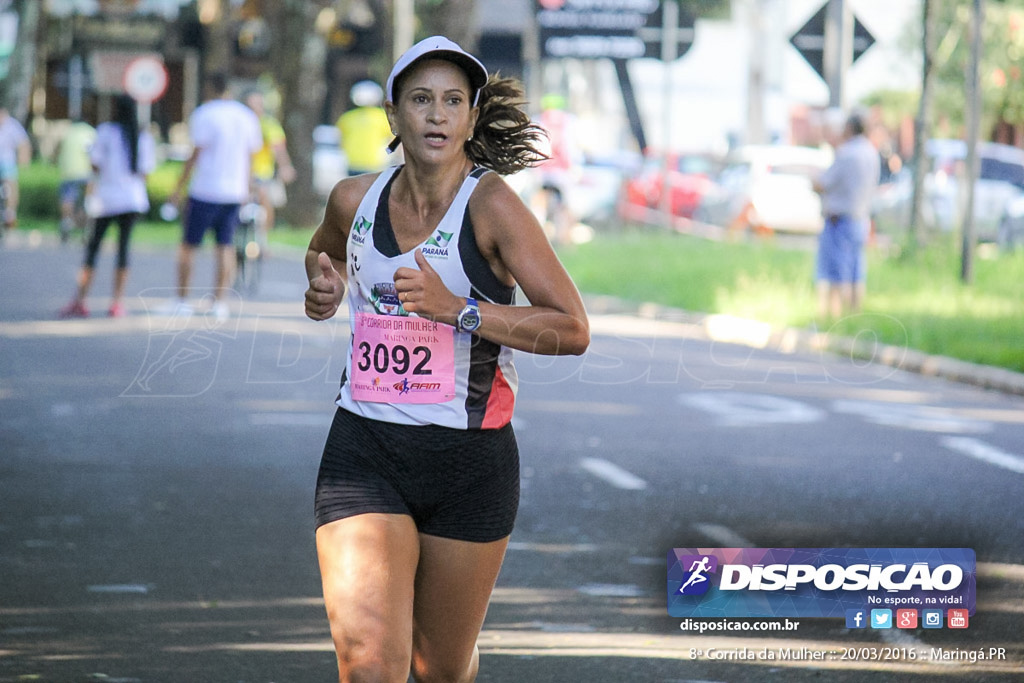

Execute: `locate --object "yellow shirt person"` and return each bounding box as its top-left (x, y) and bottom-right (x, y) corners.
top-left (252, 115), bottom-right (286, 182)
top-left (336, 80), bottom-right (392, 175)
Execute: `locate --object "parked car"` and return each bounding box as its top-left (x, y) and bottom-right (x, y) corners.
top-left (620, 152), bottom-right (725, 219)
top-left (694, 144), bottom-right (833, 235)
top-left (512, 151), bottom-right (642, 228)
top-left (998, 193), bottom-right (1024, 250)
top-left (877, 139), bottom-right (1024, 239)
top-left (937, 139), bottom-right (1024, 241)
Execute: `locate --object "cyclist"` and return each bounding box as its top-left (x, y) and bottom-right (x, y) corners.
top-left (56, 117), bottom-right (96, 242)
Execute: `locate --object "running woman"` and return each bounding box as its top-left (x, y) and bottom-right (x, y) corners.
top-left (304, 36), bottom-right (589, 683)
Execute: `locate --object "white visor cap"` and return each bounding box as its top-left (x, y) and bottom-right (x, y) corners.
top-left (386, 36), bottom-right (488, 107)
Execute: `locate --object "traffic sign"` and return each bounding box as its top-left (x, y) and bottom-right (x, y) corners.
top-left (536, 0), bottom-right (693, 61)
top-left (789, 2), bottom-right (875, 80)
top-left (122, 55), bottom-right (168, 104)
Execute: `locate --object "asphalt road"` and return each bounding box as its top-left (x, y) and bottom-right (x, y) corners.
top-left (1, 233), bottom-right (1022, 682)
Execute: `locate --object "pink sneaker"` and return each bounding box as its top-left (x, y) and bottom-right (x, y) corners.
top-left (59, 301), bottom-right (90, 319)
top-left (108, 302), bottom-right (126, 318)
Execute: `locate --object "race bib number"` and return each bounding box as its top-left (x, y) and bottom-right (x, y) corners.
top-left (350, 312), bottom-right (456, 404)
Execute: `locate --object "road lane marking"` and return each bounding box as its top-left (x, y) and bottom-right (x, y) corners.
top-left (680, 392), bottom-right (826, 427)
top-left (835, 400), bottom-right (992, 433)
top-left (579, 457), bottom-right (647, 490)
top-left (577, 583), bottom-right (645, 597)
top-left (940, 436), bottom-right (1024, 474)
top-left (507, 542), bottom-right (599, 553)
top-left (519, 399), bottom-right (642, 416)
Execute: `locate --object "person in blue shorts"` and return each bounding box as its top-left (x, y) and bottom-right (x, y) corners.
top-left (813, 111), bottom-right (881, 319)
top-left (168, 73), bottom-right (262, 320)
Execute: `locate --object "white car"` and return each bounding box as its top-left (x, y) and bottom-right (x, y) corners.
top-left (695, 145), bottom-right (834, 235)
top-left (921, 139), bottom-right (1024, 239)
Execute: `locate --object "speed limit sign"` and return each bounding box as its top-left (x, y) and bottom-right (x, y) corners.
top-left (122, 56), bottom-right (168, 104)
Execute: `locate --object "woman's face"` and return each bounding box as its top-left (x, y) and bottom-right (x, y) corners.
top-left (387, 59), bottom-right (478, 164)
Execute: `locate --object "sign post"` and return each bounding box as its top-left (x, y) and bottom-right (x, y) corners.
top-left (121, 55), bottom-right (168, 126)
top-left (534, 1), bottom-right (694, 154)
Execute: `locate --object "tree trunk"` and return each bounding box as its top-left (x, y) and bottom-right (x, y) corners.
top-left (420, 0), bottom-right (479, 49)
top-left (203, 0), bottom-right (234, 78)
top-left (270, 1), bottom-right (329, 229)
top-left (961, 0), bottom-right (984, 284)
top-left (908, 0), bottom-right (937, 253)
top-left (0, 0), bottom-right (41, 124)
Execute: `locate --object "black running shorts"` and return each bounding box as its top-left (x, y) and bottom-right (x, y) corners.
top-left (314, 408), bottom-right (520, 543)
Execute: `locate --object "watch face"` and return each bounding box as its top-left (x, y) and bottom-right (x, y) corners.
top-left (461, 309), bottom-right (481, 331)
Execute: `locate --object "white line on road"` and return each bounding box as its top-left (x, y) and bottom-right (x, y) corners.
top-left (579, 457), bottom-right (648, 490)
top-left (691, 523), bottom-right (753, 548)
top-left (940, 436), bottom-right (1024, 475)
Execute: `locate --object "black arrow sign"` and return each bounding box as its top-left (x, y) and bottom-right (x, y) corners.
top-left (789, 2), bottom-right (875, 80)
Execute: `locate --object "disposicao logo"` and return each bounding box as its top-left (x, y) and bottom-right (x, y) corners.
top-left (676, 555), bottom-right (718, 595)
top-left (667, 548), bottom-right (976, 619)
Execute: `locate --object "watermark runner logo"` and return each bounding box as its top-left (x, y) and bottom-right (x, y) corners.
top-left (677, 554), bottom-right (718, 595)
top-left (668, 548), bottom-right (975, 619)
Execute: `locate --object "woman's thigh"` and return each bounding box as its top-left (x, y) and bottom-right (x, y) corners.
top-left (411, 533), bottom-right (509, 682)
top-left (316, 513), bottom-right (420, 678)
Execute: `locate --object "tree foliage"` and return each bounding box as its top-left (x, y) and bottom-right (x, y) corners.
top-left (924, 0), bottom-right (1024, 138)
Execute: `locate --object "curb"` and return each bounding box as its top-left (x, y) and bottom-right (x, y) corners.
top-left (583, 294), bottom-right (1024, 398)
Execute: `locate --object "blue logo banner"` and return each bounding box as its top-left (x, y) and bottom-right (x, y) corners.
top-left (667, 548), bottom-right (976, 618)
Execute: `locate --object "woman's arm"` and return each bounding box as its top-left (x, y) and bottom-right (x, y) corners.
top-left (304, 175), bottom-right (372, 320)
top-left (394, 173), bottom-right (589, 356)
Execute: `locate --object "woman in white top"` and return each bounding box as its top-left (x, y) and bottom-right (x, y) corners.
top-left (60, 94), bottom-right (155, 318)
top-left (304, 37), bottom-right (589, 682)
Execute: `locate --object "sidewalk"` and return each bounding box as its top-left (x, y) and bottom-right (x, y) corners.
top-left (583, 294), bottom-right (1024, 397)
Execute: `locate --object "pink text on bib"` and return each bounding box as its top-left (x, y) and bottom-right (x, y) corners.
top-left (350, 312), bottom-right (456, 404)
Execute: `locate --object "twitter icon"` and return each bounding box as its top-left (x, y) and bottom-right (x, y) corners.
top-left (870, 609), bottom-right (892, 629)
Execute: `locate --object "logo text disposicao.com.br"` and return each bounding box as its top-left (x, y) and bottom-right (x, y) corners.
top-left (679, 618), bottom-right (801, 633)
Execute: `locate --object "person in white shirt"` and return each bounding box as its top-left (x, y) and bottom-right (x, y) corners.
top-left (60, 94), bottom-right (156, 318)
top-left (813, 111), bottom-right (881, 319)
top-left (0, 105), bottom-right (32, 228)
top-left (169, 73), bottom-right (262, 320)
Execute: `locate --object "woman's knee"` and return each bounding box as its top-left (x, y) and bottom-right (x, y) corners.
top-left (333, 642), bottom-right (410, 683)
top-left (409, 642), bottom-right (478, 683)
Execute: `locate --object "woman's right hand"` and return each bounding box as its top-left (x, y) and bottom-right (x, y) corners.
top-left (305, 252), bottom-right (344, 320)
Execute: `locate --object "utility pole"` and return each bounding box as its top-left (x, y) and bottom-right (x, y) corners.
top-left (822, 0), bottom-right (853, 109)
top-left (393, 0), bottom-right (414, 62)
top-left (659, 0), bottom-right (678, 231)
top-left (746, 0), bottom-right (766, 145)
top-left (522, 7), bottom-right (542, 114)
top-left (961, 0), bottom-right (984, 284)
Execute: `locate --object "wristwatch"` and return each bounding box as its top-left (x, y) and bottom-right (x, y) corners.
top-left (456, 297), bottom-right (481, 333)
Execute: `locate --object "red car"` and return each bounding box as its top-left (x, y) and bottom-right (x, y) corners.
top-left (620, 152), bottom-right (724, 219)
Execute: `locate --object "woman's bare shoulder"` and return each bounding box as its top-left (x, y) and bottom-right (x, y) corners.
top-left (330, 172), bottom-right (380, 212)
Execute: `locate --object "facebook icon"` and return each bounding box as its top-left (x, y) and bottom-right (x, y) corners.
top-left (846, 609), bottom-right (867, 629)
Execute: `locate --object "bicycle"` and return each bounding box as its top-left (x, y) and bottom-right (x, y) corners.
top-left (234, 199), bottom-right (266, 295)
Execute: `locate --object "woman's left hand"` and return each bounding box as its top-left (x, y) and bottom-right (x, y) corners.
top-left (393, 250), bottom-right (461, 322)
